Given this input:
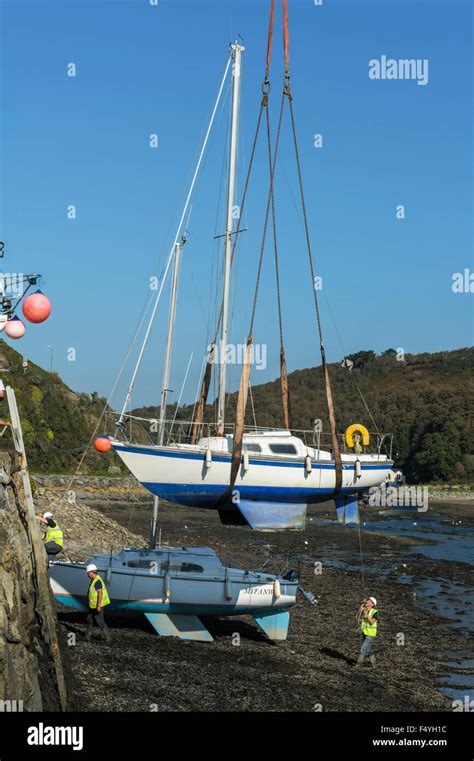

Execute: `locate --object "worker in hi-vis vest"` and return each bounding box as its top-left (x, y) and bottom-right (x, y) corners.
top-left (85, 564), bottom-right (111, 643)
top-left (36, 511), bottom-right (64, 560)
top-left (355, 596), bottom-right (378, 668)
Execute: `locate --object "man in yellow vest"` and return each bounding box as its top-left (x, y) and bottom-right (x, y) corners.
top-left (85, 564), bottom-right (111, 643)
top-left (355, 596), bottom-right (378, 668)
top-left (36, 511), bottom-right (64, 560)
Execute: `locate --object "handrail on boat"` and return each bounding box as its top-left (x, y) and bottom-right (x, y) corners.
top-left (105, 411), bottom-right (393, 460)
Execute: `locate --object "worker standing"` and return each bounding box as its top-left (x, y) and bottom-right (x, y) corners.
top-left (85, 564), bottom-right (111, 643)
top-left (355, 596), bottom-right (378, 668)
top-left (36, 511), bottom-right (64, 560)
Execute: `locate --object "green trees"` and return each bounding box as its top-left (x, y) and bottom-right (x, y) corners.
top-left (412, 423), bottom-right (463, 482)
top-left (0, 339), bottom-right (113, 475)
top-left (345, 350), bottom-right (377, 368)
top-left (0, 337), bottom-right (471, 483)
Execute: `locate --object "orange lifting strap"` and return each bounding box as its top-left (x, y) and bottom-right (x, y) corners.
top-left (283, 0), bottom-right (290, 73)
top-left (265, 0), bottom-right (276, 82)
top-left (265, 0), bottom-right (290, 81)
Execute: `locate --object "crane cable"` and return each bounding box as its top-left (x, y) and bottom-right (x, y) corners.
top-left (281, 0), bottom-right (343, 491)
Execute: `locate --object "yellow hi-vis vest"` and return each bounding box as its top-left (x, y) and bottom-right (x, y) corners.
top-left (44, 520), bottom-right (64, 547)
top-left (88, 574), bottom-right (111, 609)
top-left (361, 608), bottom-right (378, 637)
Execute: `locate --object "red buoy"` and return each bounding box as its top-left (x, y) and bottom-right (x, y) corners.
top-left (22, 290), bottom-right (51, 324)
top-left (94, 436), bottom-right (112, 453)
top-left (5, 316), bottom-right (26, 339)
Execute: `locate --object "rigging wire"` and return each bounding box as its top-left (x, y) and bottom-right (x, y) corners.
top-left (168, 351), bottom-right (194, 443)
top-left (57, 287), bottom-right (156, 506)
top-left (356, 519), bottom-right (367, 597)
top-left (277, 156), bottom-right (385, 443)
top-left (248, 381), bottom-right (258, 431)
top-left (188, 354), bottom-right (207, 437)
top-left (56, 55), bottom-right (233, 510)
top-left (118, 53), bottom-right (233, 423)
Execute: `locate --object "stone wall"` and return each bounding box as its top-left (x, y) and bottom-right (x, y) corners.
top-left (33, 475), bottom-right (141, 490)
top-left (0, 451), bottom-right (64, 711)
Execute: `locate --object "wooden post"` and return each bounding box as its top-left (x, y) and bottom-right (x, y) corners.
top-left (5, 385), bottom-right (67, 711)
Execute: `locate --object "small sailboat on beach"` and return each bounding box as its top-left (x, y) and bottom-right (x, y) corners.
top-left (49, 547), bottom-right (299, 642)
top-left (107, 0), bottom-right (393, 531)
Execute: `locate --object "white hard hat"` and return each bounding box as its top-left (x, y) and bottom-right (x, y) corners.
top-left (369, 596), bottom-right (377, 606)
top-left (43, 511), bottom-right (53, 519)
top-left (86, 564), bottom-right (97, 573)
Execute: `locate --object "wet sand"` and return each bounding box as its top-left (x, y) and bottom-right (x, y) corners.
top-left (58, 498), bottom-right (473, 712)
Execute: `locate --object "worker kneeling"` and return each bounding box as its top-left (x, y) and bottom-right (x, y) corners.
top-left (85, 564), bottom-right (111, 643)
top-left (355, 596), bottom-right (378, 668)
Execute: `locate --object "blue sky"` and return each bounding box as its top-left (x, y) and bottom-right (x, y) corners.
top-left (0, 0), bottom-right (472, 412)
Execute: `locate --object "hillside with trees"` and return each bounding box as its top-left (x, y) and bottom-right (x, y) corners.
top-left (134, 347), bottom-right (474, 485)
top-left (0, 340), bottom-right (107, 474)
top-left (0, 339), bottom-right (471, 483)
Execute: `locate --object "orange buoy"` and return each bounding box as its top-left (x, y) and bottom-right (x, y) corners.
top-left (5, 316), bottom-right (26, 339)
top-left (22, 290), bottom-right (51, 324)
top-left (94, 436), bottom-right (112, 453)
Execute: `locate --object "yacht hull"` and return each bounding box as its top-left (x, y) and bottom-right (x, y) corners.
top-left (49, 549), bottom-right (298, 642)
top-left (111, 441), bottom-right (392, 529)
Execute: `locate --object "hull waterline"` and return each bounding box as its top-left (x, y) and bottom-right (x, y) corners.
top-left (111, 440), bottom-right (393, 529)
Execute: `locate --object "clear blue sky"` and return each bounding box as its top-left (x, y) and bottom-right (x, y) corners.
top-left (0, 0), bottom-right (472, 411)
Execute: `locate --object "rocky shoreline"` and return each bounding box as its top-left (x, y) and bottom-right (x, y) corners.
top-left (34, 477), bottom-right (473, 713)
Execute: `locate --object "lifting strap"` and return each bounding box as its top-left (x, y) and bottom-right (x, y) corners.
top-left (190, 344), bottom-right (214, 444)
top-left (283, 0), bottom-right (342, 492)
top-left (283, 0), bottom-right (289, 73)
top-left (198, 0), bottom-right (342, 497)
top-left (265, 93), bottom-right (292, 430)
top-left (213, 1), bottom-right (284, 504)
top-left (192, 0), bottom-right (282, 445)
top-left (228, 337), bottom-right (253, 490)
top-left (265, 0), bottom-right (276, 82)
top-left (222, 21), bottom-right (288, 504)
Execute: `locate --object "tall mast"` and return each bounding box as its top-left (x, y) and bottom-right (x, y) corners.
top-left (157, 235), bottom-right (185, 446)
top-left (117, 53), bottom-right (232, 426)
top-left (216, 42), bottom-right (245, 436)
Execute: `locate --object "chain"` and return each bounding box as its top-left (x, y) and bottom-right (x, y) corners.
top-left (249, 91), bottom-right (285, 336)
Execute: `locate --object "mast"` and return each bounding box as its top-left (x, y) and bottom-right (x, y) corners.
top-left (150, 236), bottom-right (184, 550)
top-left (117, 53), bottom-right (232, 426)
top-left (157, 235), bottom-right (185, 446)
top-left (216, 42), bottom-right (245, 436)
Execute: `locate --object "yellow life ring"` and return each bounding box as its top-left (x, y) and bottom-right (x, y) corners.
top-left (345, 424), bottom-right (370, 449)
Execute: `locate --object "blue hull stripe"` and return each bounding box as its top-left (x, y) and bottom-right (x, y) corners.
top-left (53, 594), bottom-right (293, 617)
top-left (143, 482), bottom-right (366, 506)
top-left (113, 444), bottom-right (389, 470)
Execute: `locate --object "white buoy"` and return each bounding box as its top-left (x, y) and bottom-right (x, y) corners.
top-left (305, 455), bottom-right (312, 474)
top-left (224, 575), bottom-right (233, 601)
top-left (205, 449), bottom-right (212, 469)
top-left (243, 451), bottom-right (249, 472)
top-left (273, 579), bottom-right (281, 599)
top-left (355, 459), bottom-right (362, 478)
